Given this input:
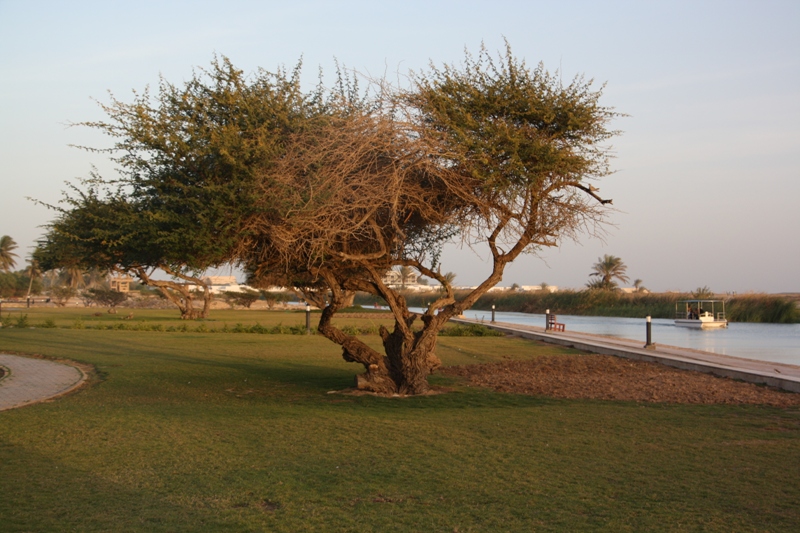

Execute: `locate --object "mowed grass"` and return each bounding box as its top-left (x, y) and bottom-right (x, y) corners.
top-left (1, 309), bottom-right (800, 532)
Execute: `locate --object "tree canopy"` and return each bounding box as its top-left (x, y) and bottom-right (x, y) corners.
top-left (37, 46), bottom-right (619, 394)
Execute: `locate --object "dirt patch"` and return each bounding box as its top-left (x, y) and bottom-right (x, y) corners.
top-left (440, 355), bottom-right (800, 407)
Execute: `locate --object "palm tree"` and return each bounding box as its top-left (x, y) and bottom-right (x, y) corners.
top-left (0, 235), bottom-right (19, 273)
top-left (587, 255), bottom-right (629, 290)
top-left (692, 286), bottom-right (714, 299)
top-left (24, 258), bottom-right (42, 299)
top-left (633, 279), bottom-right (647, 292)
top-left (439, 271), bottom-right (457, 292)
top-left (59, 266), bottom-right (86, 289)
top-left (398, 266), bottom-right (414, 288)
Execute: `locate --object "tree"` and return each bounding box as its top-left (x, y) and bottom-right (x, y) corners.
top-left (259, 290), bottom-right (289, 310)
top-left (439, 272), bottom-right (458, 293)
top-left (692, 286), bottom-right (714, 299)
top-left (32, 56), bottom-right (311, 319)
top-left (587, 255), bottom-right (629, 290)
top-left (1, 235), bottom-right (18, 273)
top-left (223, 289), bottom-right (260, 309)
top-left (633, 278), bottom-right (647, 293)
top-left (240, 46), bottom-right (616, 394)
top-left (398, 266), bottom-right (414, 288)
top-left (40, 47), bottom-right (618, 394)
top-left (24, 258), bottom-right (42, 299)
top-left (35, 192), bottom-right (214, 319)
top-left (85, 287), bottom-right (128, 311)
top-left (50, 286), bottom-right (77, 307)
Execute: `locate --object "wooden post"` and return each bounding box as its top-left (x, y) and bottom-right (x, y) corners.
top-left (644, 315), bottom-right (655, 349)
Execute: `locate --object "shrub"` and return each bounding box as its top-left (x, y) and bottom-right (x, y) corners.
top-left (440, 324), bottom-right (504, 337)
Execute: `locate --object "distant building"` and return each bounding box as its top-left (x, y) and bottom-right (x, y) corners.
top-left (109, 275), bottom-right (133, 292)
top-left (381, 269), bottom-right (418, 286)
top-left (202, 276), bottom-right (252, 294)
top-left (517, 285), bottom-right (559, 293)
top-left (620, 287), bottom-right (649, 294)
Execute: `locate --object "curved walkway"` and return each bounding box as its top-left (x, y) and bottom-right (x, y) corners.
top-left (0, 354), bottom-right (87, 411)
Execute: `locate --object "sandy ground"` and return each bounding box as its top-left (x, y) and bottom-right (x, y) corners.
top-left (441, 354), bottom-right (800, 407)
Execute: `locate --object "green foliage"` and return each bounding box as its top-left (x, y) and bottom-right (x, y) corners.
top-left (587, 254), bottom-right (629, 290)
top-left (36, 57), bottom-right (329, 277)
top-left (408, 43), bottom-right (616, 192)
top-left (50, 286), bottom-right (77, 307)
top-left (0, 271), bottom-right (42, 298)
top-left (727, 295), bottom-right (799, 323)
top-left (692, 285), bottom-right (715, 299)
top-left (439, 323), bottom-right (504, 337)
top-left (83, 288), bottom-right (128, 308)
top-left (13, 314), bottom-right (29, 328)
top-left (222, 289), bottom-right (260, 309)
top-left (0, 235), bottom-right (18, 273)
top-left (259, 290), bottom-right (291, 309)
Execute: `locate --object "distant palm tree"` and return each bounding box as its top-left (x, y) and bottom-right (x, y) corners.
top-left (24, 258), bottom-right (42, 299)
top-left (439, 271), bottom-right (457, 292)
top-left (692, 286), bottom-right (714, 299)
top-left (85, 267), bottom-right (110, 289)
top-left (587, 255), bottom-right (629, 290)
top-left (0, 235), bottom-right (19, 273)
top-left (59, 266), bottom-right (87, 289)
top-left (397, 266), bottom-right (414, 288)
top-left (633, 279), bottom-right (647, 292)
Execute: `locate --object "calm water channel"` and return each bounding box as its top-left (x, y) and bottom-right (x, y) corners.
top-left (458, 309), bottom-right (800, 367)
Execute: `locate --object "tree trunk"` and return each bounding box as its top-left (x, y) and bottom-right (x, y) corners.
top-left (380, 325), bottom-right (441, 395)
top-left (132, 266), bottom-right (207, 319)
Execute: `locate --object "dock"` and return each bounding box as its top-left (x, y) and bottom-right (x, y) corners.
top-left (452, 317), bottom-right (800, 393)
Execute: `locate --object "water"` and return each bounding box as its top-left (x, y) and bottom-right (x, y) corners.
top-left (459, 309), bottom-right (800, 366)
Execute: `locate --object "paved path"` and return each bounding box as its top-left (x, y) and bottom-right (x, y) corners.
top-left (0, 354), bottom-right (87, 411)
top-left (454, 318), bottom-right (800, 393)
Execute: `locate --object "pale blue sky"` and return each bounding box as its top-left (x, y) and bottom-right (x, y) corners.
top-left (1, 0), bottom-right (798, 292)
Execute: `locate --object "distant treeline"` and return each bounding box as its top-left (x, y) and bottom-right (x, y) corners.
top-left (354, 290), bottom-right (799, 324)
top-left (0, 271), bottom-right (42, 299)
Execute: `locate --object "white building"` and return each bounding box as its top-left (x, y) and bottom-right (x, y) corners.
top-left (202, 276), bottom-right (253, 295)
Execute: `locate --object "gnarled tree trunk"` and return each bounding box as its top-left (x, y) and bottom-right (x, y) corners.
top-left (132, 266), bottom-right (211, 319)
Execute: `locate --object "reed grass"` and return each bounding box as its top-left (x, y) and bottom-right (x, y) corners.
top-left (364, 290), bottom-right (799, 323)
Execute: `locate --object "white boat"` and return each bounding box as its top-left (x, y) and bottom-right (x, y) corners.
top-left (675, 299), bottom-right (728, 329)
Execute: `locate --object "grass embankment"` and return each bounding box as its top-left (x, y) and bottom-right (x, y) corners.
top-left (1, 309), bottom-right (800, 531)
top-left (0, 307), bottom-right (501, 337)
top-left (359, 291), bottom-right (800, 323)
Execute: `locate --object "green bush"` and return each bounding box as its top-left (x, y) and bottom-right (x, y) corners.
top-left (14, 314), bottom-right (30, 328)
top-left (440, 324), bottom-right (504, 337)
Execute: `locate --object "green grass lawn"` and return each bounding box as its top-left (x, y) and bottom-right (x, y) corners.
top-left (1, 309), bottom-right (799, 532)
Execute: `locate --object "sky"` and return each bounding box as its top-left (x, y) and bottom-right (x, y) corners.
top-left (1, 0), bottom-right (798, 293)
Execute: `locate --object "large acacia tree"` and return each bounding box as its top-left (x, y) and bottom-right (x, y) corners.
top-left (240, 46), bottom-right (617, 394)
top-left (38, 47), bottom-right (618, 394)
